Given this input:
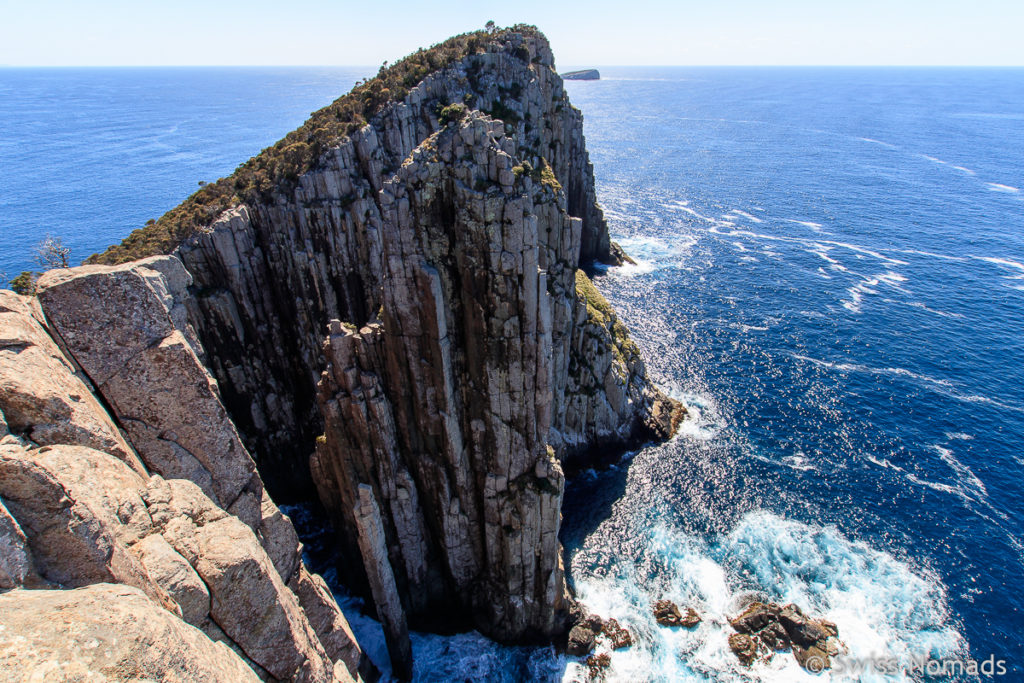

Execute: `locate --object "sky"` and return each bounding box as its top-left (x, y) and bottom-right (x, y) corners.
top-left (2, 0), bottom-right (1023, 67)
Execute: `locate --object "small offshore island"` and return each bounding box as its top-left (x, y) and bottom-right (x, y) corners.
top-left (0, 25), bottom-right (687, 682)
top-left (561, 69), bottom-right (601, 81)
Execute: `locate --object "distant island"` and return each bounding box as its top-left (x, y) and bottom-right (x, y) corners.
top-left (562, 68), bottom-right (600, 80)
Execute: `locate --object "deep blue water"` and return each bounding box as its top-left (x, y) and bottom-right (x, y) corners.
top-left (2, 67), bottom-right (1022, 681)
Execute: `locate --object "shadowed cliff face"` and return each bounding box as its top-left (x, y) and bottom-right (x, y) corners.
top-left (313, 114), bottom-right (572, 642)
top-left (171, 30), bottom-right (636, 499)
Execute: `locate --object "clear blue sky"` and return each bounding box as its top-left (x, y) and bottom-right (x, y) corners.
top-left (2, 0), bottom-right (1022, 67)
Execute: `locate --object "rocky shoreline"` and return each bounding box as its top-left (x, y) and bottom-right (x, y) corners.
top-left (0, 26), bottom-right (683, 681)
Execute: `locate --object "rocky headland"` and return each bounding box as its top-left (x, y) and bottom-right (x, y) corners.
top-left (0, 25), bottom-right (682, 681)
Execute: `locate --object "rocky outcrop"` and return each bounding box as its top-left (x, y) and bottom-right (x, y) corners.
top-left (653, 599), bottom-right (701, 628)
top-left (165, 29), bottom-right (667, 502)
top-left (312, 115), bottom-right (571, 642)
top-left (0, 287), bottom-right (371, 682)
top-left (0, 584), bottom-right (263, 682)
top-left (36, 259), bottom-right (263, 529)
top-left (0, 290), bottom-right (145, 476)
top-left (728, 601), bottom-right (845, 671)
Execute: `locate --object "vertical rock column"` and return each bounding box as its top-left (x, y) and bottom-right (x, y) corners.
top-left (313, 114), bottom-right (570, 642)
top-left (354, 485), bottom-right (413, 680)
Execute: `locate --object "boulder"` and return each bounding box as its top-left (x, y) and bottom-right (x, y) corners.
top-left (0, 442), bottom-right (176, 612)
top-left (727, 601), bottom-right (843, 671)
top-left (601, 617), bottom-right (633, 650)
top-left (135, 532), bottom-right (211, 625)
top-left (0, 584), bottom-right (261, 682)
top-left (729, 601), bottom-right (779, 633)
top-left (653, 599), bottom-right (683, 626)
top-left (289, 564), bottom-right (378, 682)
top-left (144, 476), bottom-right (336, 681)
top-left (653, 599), bottom-right (700, 628)
top-left (586, 652), bottom-right (612, 679)
top-left (758, 620), bottom-right (791, 651)
top-left (567, 623), bottom-right (596, 656)
top-left (728, 633), bottom-right (758, 666)
top-left (778, 603), bottom-right (830, 647)
top-left (259, 489), bottom-right (302, 583)
top-left (793, 644), bottom-right (831, 673)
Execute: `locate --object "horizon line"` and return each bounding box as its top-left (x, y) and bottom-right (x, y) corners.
top-left (3, 63), bottom-right (1024, 69)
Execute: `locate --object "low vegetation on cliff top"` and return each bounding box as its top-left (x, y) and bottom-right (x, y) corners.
top-left (87, 24), bottom-right (543, 266)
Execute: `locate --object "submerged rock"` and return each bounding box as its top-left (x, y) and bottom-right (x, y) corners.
top-left (653, 599), bottom-right (701, 628)
top-left (601, 617), bottom-right (634, 650)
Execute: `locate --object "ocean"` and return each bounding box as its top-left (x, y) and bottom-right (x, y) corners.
top-left (1, 66), bottom-right (1022, 681)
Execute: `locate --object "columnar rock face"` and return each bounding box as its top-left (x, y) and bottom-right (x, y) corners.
top-left (0, 287), bottom-right (371, 682)
top-left (169, 30), bottom-right (655, 498)
top-left (313, 115), bottom-right (572, 641)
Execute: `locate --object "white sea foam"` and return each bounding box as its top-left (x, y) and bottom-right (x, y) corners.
top-left (570, 512), bottom-right (963, 682)
top-left (971, 254), bottom-right (1024, 279)
top-left (890, 299), bottom-right (966, 320)
top-left (670, 391), bottom-right (723, 442)
top-left (677, 205), bottom-right (731, 226)
top-left (857, 137), bottom-right (899, 149)
top-left (986, 183), bottom-right (1020, 194)
top-left (919, 154), bottom-right (976, 175)
top-left (945, 432), bottom-right (974, 441)
top-left (892, 248), bottom-right (967, 262)
top-left (792, 354), bottom-right (1024, 414)
top-left (727, 209), bottom-right (763, 224)
top-left (781, 451), bottom-right (815, 471)
top-left (785, 219), bottom-right (825, 231)
top-left (610, 235), bottom-right (696, 274)
top-left (928, 444), bottom-right (988, 500)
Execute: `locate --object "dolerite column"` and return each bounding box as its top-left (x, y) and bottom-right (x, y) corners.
top-left (353, 485), bottom-right (413, 680)
top-left (312, 113), bottom-right (572, 642)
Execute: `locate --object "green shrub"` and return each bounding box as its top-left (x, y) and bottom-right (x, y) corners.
top-left (10, 271), bottom-right (38, 296)
top-left (87, 24), bottom-right (543, 266)
top-left (437, 102), bottom-right (467, 125)
top-left (531, 158), bottom-right (561, 192)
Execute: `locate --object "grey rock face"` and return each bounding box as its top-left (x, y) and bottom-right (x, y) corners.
top-left (312, 114), bottom-right (571, 643)
top-left (353, 485), bottom-right (413, 680)
top-left (0, 496), bottom-right (38, 590)
top-left (170, 30), bottom-right (657, 498)
top-left (561, 69), bottom-right (600, 80)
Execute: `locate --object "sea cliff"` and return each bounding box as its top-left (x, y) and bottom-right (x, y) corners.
top-left (0, 25), bottom-right (681, 681)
